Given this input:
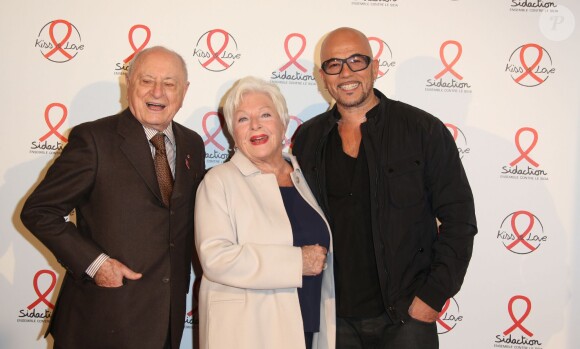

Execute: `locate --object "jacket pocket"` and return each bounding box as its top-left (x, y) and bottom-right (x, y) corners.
top-left (208, 283), bottom-right (246, 303)
top-left (385, 156), bottom-right (425, 208)
top-left (207, 287), bottom-right (246, 348)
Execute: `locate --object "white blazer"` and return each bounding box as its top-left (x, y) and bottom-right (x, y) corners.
top-left (195, 151), bottom-right (335, 349)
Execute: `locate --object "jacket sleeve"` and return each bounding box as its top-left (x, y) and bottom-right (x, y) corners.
top-left (290, 124), bottom-right (305, 158)
top-left (415, 118), bottom-right (477, 311)
top-left (194, 168), bottom-right (303, 290)
top-left (20, 124), bottom-right (105, 279)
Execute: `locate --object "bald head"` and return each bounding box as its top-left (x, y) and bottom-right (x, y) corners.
top-left (125, 46), bottom-right (190, 131)
top-left (318, 27), bottom-right (379, 113)
top-left (127, 46), bottom-right (188, 82)
top-left (320, 27), bottom-right (373, 62)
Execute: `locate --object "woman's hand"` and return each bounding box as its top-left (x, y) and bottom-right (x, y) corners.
top-left (301, 244), bottom-right (328, 276)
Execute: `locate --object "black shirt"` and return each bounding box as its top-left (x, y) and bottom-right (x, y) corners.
top-left (325, 123), bottom-right (384, 317)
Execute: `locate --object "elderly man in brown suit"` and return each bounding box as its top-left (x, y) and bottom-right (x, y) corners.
top-left (21, 46), bottom-right (205, 349)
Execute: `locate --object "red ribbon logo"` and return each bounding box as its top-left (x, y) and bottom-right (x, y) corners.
top-left (202, 29), bottom-right (231, 69)
top-left (506, 211), bottom-right (537, 252)
top-left (39, 103), bottom-right (68, 142)
top-left (202, 111), bottom-right (227, 151)
top-left (44, 19), bottom-right (73, 60)
top-left (503, 295), bottom-right (534, 337)
top-left (27, 270), bottom-right (57, 310)
top-left (510, 127), bottom-right (539, 167)
top-left (515, 44), bottom-right (544, 84)
top-left (283, 115), bottom-right (303, 147)
top-left (437, 299), bottom-right (453, 332)
top-left (444, 123), bottom-right (459, 141)
top-left (435, 40), bottom-right (463, 80)
top-left (123, 24), bottom-right (151, 63)
top-left (279, 33), bottom-right (307, 72)
top-left (368, 37), bottom-right (386, 77)
top-left (187, 277), bottom-right (202, 319)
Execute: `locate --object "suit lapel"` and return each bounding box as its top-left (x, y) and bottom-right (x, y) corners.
top-left (171, 123), bottom-right (190, 203)
top-left (117, 109), bottom-right (163, 203)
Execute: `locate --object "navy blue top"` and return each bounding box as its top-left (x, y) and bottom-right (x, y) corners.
top-left (280, 185), bottom-right (330, 333)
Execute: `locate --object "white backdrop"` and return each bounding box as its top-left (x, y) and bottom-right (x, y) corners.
top-left (1, 1), bottom-right (579, 348)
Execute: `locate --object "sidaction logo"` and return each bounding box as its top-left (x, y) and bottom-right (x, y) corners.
top-left (497, 210), bottom-right (547, 255)
top-left (271, 33), bottom-right (316, 86)
top-left (505, 43), bottom-right (555, 87)
top-left (500, 127), bottom-right (548, 181)
top-left (17, 270), bottom-right (56, 324)
top-left (29, 103), bottom-right (68, 155)
top-left (114, 24), bottom-right (151, 75)
top-left (368, 36), bottom-right (397, 79)
top-left (509, 0), bottom-right (557, 13)
top-left (193, 29), bottom-right (241, 72)
top-left (494, 295), bottom-right (543, 348)
top-left (351, 0), bottom-right (399, 8)
top-left (437, 298), bottom-right (463, 334)
top-left (201, 111), bottom-right (231, 167)
top-left (185, 277), bottom-right (201, 328)
top-left (425, 40), bottom-right (472, 93)
top-left (35, 19), bottom-right (84, 63)
top-left (445, 123), bottom-right (470, 159)
top-left (185, 309), bottom-right (196, 328)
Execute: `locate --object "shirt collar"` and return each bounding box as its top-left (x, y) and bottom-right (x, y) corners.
top-left (142, 122), bottom-right (175, 146)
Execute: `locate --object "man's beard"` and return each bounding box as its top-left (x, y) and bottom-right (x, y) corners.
top-left (335, 84), bottom-right (373, 109)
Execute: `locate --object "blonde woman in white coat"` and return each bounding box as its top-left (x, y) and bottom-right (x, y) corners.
top-left (195, 76), bottom-right (335, 349)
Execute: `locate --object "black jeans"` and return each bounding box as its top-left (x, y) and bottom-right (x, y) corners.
top-left (336, 312), bottom-right (438, 349)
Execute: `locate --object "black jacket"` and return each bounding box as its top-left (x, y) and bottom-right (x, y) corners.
top-left (292, 89), bottom-right (477, 323)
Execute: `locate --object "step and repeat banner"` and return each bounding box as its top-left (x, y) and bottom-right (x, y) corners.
top-left (1, 1), bottom-right (579, 348)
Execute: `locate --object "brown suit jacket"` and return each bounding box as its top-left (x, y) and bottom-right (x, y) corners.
top-left (21, 108), bottom-right (205, 349)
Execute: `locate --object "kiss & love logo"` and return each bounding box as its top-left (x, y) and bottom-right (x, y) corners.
top-left (368, 36), bottom-right (397, 79)
top-left (445, 123), bottom-right (470, 159)
top-left (193, 29), bottom-right (241, 72)
top-left (29, 103), bottom-right (68, 155)
top-left (505, 43), bottom-right (555, 87)
top-left (35, 19), bottom-right (84, 63)
top-left (425, 40), bottom-right (472, 93)
top-left (496, 210), bottom-right (547, 254)
top-left (436, 297), bottom-right (463, 334)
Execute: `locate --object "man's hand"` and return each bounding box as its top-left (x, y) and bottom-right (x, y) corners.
top-left (94, 258), bottom-right (142, 287)
top-left (408, 296), bottom-right (439, 323)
